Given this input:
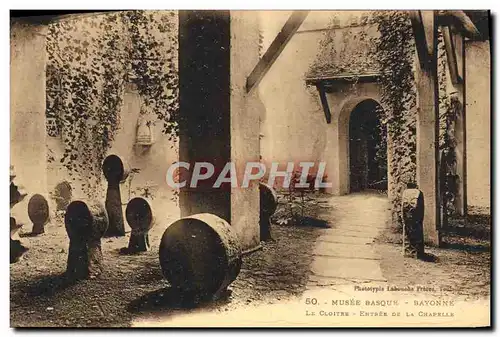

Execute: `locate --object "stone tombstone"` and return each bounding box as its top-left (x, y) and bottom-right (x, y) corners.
top-left (401, 188), bottom-right (425, 259)
top-left (27, 194), bottom-right (50, 235)
top-left (259, 182), bottom-right (278, 241)
top-left (10, 181), bottom-right (27, 209)
top-left (64, 200), bottom-right (108, 279)
top-left (123, 197), bottom-right (155, 253)
top-left (10, 216), bottom-right (22, 237)
top-left (159, 213), bottom-right (242, 299)
top-left (54, 181), bottom-right (72, 211)
top-left (102, 155), bottom-right (129, 237)
top-left (10, 167), bottom-right (28, 263)
top-left (10, 217), bottom-right (28, 264)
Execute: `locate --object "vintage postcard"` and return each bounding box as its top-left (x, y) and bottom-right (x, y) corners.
top-left (9, 9), bottom-right (491, 328)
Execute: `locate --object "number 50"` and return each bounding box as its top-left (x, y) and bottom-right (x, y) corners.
top-left (305, 298), bottom-right (318, 305)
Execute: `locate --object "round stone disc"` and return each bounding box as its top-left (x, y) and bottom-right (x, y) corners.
top-left (27, 194), bottom-right (50, 225)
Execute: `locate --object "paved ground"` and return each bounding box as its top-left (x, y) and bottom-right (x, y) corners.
top-left (11, 190), bottom-right (489, 327)
top-left (132, 191), bottom-right (397, 327)
top-left (307, 191), bottom-right (389, 287)
top-left (131, 191), bottom-right (489, 327)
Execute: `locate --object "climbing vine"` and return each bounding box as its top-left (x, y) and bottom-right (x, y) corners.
top-left (371, 11), bottom-right (418, 230)
top-left (308, 11), bottom-right (417, 229)
top-left (305, 12), bottom-right (460, 230)
top-left (308, 12), bottom-right (378, 79)
top-left (437, 28), bottom-right (460, 217)
top-left (123, 11), bottom-right (179, 139)
top-left (307, 12), bottom-right (388, 170)
top-left (46, 11), bottom-right (178, 198)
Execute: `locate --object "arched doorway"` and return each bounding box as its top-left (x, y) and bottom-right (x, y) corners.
top-left (348, 99), bottom-right (387, 193)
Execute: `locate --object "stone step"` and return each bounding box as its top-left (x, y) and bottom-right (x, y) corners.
top-left (327, 229), bottom-right (378, 239)
top-left (310, 255), bottom-right (385, 282)
top-left (317, 224), bottom-right (386, 236)
top-left (316, 234), bottom-right (375, 245)
top-left (334, 222), bottom-right (387, 230)
top-left (312, 241), bottom-right (379, 260)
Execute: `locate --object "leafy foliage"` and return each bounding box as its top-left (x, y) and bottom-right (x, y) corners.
top-left (123, 11), bottom-right (179, 139)
top-left (274, 170), bottom-right (322, 226)
top-left (46, 11), bottom-right (178, 198)
top-left (372, 11), bottom-right (418, 230)
top-left (307, 12), bottom-right (379, 79)
top-left (309, 11), bottom-right (418, 229)
top-left (437, 30), bottom-right (461, 217)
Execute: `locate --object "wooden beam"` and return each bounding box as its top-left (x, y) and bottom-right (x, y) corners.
top-left (438, 10), bottom-right (481, 40)
top-left (10, 10), bottom-right (114, 24)
top-left (305, 72), bottom-right (380, 86)
top-left (442, 26), bottom-right (461, 84)
top-left (246, 11), bottom-right (309, 93)
top-left (409, 10), bottom-right (434, 69)
top-left (453, 31), bottom-right (464, 79)
top-left (316, 84), bottom-right (331, 124)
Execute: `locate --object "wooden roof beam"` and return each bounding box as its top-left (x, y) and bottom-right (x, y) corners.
top-left (409, 10), bottom-right (435, 70)
top-left (442, 25), bottom-right (463, 84)
top-left (437, 10), bottom-right (482, 40)
top-left (246, 10), bottom-right (309, 93)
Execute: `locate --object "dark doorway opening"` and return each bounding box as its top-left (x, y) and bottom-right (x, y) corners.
top-left (349, 100), bottom-right (387, 192)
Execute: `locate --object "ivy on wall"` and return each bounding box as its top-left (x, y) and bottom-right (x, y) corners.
top-left (307, 12), bottom-right (378, 79)
top-left (437, 28), bottom-right (460, 217)
top-left (46, 11), bottom-right (179, 198)
top-left (124, 11), bottom-right (179, 139)
top-left (372, 11), bottom-right (418, 229)
top-left (309, 11), bottom-right (460, 229)
top-left (307, 11), bottom-right (418, 229)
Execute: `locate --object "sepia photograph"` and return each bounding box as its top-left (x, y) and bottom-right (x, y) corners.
top-left (8, 8), bottom-right (491, 328)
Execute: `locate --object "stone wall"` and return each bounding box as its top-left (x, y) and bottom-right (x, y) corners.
top-left (107, 84), bottom-right (180, 223)
top-left (258, 11), bottom-right (490, 216)
top-left (258, 11), bottom-right (383, 195)
top-left (10, 20), bottom-right (49, 224)
top-left (45, 12), bottom-right (180, 224)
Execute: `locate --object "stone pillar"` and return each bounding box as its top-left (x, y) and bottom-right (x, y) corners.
top-left (178, 11), bottom-right (261, 252)
top-left (414, 11), bottom-right (441, 246)
top-left (178, 10), bottom-right (231, 221)
top-left (465, 40), bottom-right (490, 209)
top-left (229, 11), bottom-right (262, 251)
top-left (10, 20), bottom-right (49, 225)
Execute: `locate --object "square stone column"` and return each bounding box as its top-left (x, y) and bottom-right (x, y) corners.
top-left (178, 11), bottom-right (261, 252)
top-left (412, 10), bottom-right (441, 246)
top-left (465, 40), bottom-right (490, 209)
